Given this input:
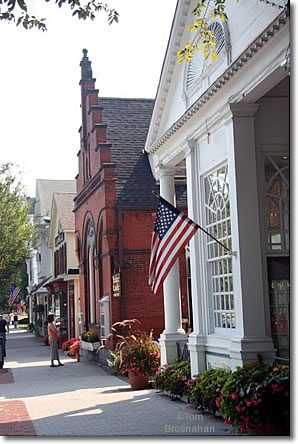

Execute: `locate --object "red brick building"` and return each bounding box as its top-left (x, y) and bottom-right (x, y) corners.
top-left (74, 50), bottom-right (189, 343)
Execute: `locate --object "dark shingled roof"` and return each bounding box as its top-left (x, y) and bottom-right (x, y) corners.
top-left (100, 97), bottom-right (187, 208)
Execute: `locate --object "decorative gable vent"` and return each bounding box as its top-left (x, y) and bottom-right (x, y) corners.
top-left (186, 50), bottom-right (203, 89)
top-left (208, 22), bottom-right (225, 56)
top-left (186, 22), bottom-right (226, 91)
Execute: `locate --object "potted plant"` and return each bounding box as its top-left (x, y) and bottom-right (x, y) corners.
top-left (218, 361), bottom-right (290, 435)
top-left (69, 339), bottom-right (81, 362)
top-left (81, 330), bottom-right (100, 351)
top-left (62, 337), bottom-right (78, 353)
top-left (105, 319), bottom-right (160, 390)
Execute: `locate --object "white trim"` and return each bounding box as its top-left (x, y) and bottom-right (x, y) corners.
top-left (146, 10), bottom-right (289, 155)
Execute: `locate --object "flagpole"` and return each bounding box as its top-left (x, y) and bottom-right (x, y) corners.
top-left (152, 191), bottom-right (236, 256)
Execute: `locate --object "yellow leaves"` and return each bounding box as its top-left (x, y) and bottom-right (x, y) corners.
top-left (177, 0), bottom-right (235, 64)
top-left (188, 24), bottom-right (197, 31)
top-left (194, 42), bottom-right (201, 52)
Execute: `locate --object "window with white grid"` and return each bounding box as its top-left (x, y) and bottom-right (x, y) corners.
top-left (264, 154), bottom-right (289, 252)
top-left (204, 164), bottom-right (235, 329)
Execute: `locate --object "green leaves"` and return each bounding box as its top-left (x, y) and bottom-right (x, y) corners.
top-left (0, 163), bottom-right (36, 311)
top-left (178, 0), bottom-right (238, 63)
top-left (0, 0), bottom-right (119, 30)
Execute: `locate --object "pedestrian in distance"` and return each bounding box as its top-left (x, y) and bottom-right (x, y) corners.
top-left (13, 314), bottom-right (18, 329)
top-left (47, 314), bottom-right (64, 368)
top-left (0, 314), bottom-right (9, 358)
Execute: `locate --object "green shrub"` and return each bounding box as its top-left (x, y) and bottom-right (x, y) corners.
top-left (33, 304), bottom-right (44, 313)
top-left (33, 319), bottom-right (42, 337)
top-left (219, 362), bottom-right (290, 434)
top-left (81, 330), bottom-right (99, 343)
top-left (190, 367), bottom-right (231, 414)
top-left (154, 360), bottom-right (193, 398)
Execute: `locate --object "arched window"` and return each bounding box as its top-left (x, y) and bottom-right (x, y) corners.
top-left (264, 154), bottom-right (289, 252)
top-left (204, 164), bottom-right (235, 330)
top-left (185, 21), bottom-right (229, 100)
top-left (87, 221), bottom-right (96, 324)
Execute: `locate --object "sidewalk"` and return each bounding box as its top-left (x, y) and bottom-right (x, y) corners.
top-left (0, 329), bottom-right (234, 437)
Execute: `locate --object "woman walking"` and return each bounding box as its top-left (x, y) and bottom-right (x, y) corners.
top-left (47, 314), bottom-right (64, 367)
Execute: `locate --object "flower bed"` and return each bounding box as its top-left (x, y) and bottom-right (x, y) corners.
top-left (154, 360), bottom-right (290, 435)
top-left (219, 362), bottom-right (290, 435)
top-left (154, 360), bottom-right (193, 399)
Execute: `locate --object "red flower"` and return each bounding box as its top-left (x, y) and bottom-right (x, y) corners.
top-left (215, 397), bottom-right (221, 408)
top-left (224, 419), bottom-right (232, 425)
top-left (235, 406), bottom-right (246, 413)
top-left (271, 384), bottom-right (284, 392)
top-left (230, 393), bottom-right (238, 400)
top-left (240, 424), bottom-right (247, 433)
top-left (252, 399), bottom-right (262, 406)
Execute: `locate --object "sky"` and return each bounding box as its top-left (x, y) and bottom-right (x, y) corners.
top-left (0, 0), bottom-right (177, 197)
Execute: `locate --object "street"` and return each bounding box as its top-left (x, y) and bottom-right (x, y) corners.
top-left (0, 329), bottom-right (233, 436)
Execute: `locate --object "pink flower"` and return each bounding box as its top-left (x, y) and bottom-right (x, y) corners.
top-left (240, 424), bottom-right (247, 433)
top-left (245, 401), bottom-right (252, 407)
top-left (215, 397), bottom-right (221, 408)
top-left (230, 393), bottom-right (238, 400)
top-left (241, 416), bottom-right (249, 423)
top-left (252, 399), bottom-right (262, 406)
top-left (235, 406), bottom-right (246, 413)
top-left (271, 384), bottom-right (284, 392)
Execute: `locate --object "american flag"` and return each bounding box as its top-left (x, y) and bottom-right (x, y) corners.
top-left (8, 284), bottom-right (21, 307)
top-left (149, 197), bottom-right (199, 295)
top-left (17, 298), bottom-right (26, 314)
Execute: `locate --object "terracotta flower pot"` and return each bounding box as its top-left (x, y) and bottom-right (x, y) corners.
top-left (128, 371), bottom-right (149, 390)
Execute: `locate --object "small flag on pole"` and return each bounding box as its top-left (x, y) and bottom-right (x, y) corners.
top-left (17, 298), bottom-right (26, 314)
top-left (8, 284), bottom-right (21, 307)
top-left (149, 196), bottom-right (199, 295)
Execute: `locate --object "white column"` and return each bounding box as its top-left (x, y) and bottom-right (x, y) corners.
top-left (158, 168), bottom-right (187, 364)
top-left (227, 103), bottom-right (275, 366)
top-left (184, 140), bottom-right (207, 375)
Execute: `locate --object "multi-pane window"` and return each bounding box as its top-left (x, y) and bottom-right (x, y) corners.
top-left (205, 164), bottom-right (235, 329)
top-left (264, 154), bottom-right (289, 252)
top-left (269, 279), bottom-right (289, 359)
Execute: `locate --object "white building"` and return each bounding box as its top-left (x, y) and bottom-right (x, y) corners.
top-left (47, 192), bottom-right (80, 339)
top-left (27, 179), bottom-right (76, 332)
top-left (145, 0), bottom-right (289, 374)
